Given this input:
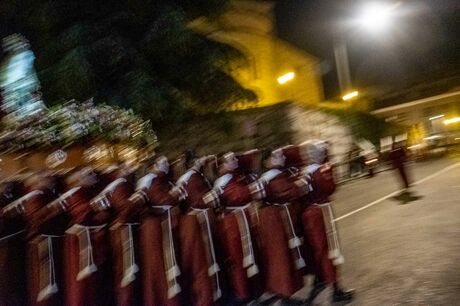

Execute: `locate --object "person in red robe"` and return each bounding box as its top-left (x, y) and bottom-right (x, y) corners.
top-left (125, 155), bottom-right (186, 306)
top-left (0, 180), bottom-right (26, 208)
top-left (176, 151), bottom-right (223, 305)
top-left (258, 148), bottom-right (309, 305)
top-left (299, 140), bottom-right (353, 304)
top-left (90, 166), bottom-right (142, 306)
top-left (32, 167), bottom-right (114, 306)
top-left (19, 174), bottom-right (66, 306)
top-left (0, 180), bottom-right (28, 306)
top-left (213, 151), bottom-right (264, 304)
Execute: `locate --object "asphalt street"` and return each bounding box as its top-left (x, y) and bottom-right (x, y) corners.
top-left (330, 156), bottom-right (460, 305)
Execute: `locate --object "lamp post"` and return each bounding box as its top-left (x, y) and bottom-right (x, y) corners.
top-left (335, 2), bottom-right (399, 100)
top-left (334, 36), bottom-right (353, 95)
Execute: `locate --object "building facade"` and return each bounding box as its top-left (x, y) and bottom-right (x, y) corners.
top-left (189, 0), bottom-right (324, 108)
top-left (371, 90), bottom-right (460, 146)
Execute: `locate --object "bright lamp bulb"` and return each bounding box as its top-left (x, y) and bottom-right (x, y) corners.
top-left (356, 2), bottom-right (396, 32)
top-left (277, 72), bottom-right (295, 85)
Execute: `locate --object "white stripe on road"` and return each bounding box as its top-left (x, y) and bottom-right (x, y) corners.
top-left (414, 162), bottom-right (460, 185)
top-left (334, 161), bottom-right (460, 222)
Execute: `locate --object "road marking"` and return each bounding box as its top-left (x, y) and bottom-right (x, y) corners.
top-left (334, 161), bottom-right (460, 222)
top-left (413, 162), bottom-right (460, 185)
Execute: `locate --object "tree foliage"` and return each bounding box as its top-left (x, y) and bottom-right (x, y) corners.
top-left (0, 0), bottom-right (255, 128)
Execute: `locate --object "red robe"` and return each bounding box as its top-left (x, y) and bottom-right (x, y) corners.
top-left (22, 189), bottom-right (66, 306)
top-left (177, 169), bottom-right (222, 306)
top-left (0, 193), bottom-right (27, 306)
top-left (133, 172), bottom-right (183, 306)
top-left (259, 168), bottom-right (308, 297)
top-left (91, 178), bottom-right (141, 306)
top-left (34, 185), bottom-right (114, 306)
top-left (302, 164), bottom-right (338, 284)
top-left (66, 186), bottom-right (114, 306)
top-left (214, 171), bottom-right (262, 301)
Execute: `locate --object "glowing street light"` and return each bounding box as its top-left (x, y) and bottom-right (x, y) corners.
top-left (335, 2), bottom-right (400, 95)
top-left (355, 2), bottom-right (399, 33)
top-left (443, 117), bottom-right (460, 125)
top-left (342, 91), bottom-right (359, 101)
top-left (277, 72), bottom-right (295, 85)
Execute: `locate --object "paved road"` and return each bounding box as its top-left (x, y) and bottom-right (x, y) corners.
top-left (332, 157), bottom-right (460, 305)
top-left (333, 157), bottom-right (459, 218)
top-left (251, 157), bottom-right (460, 305)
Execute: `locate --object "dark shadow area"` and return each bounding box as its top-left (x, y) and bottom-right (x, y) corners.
top-left (391, 191), bottom-right (423, 205)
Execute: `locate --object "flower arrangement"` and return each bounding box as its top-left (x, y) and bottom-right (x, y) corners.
top-left (0, 99), bottom-right (157, 153)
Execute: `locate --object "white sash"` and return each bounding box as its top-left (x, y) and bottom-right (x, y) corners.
top-left (315, 202), bottom-right (344, 265)
top-left (119, 223), bottom-right (140, 287)
top-left (160, 206), bottom-right (181, 298)
top-left (273, 203), bottom-right (306, 270)
top-left (227, 203), bottom-right (259, 278)
top-left (66, 223), bottom-right (106, 281)
top-left (191, 208), bottom-right (222, 300)
top-left (37, 234), bottom-right (63, 302)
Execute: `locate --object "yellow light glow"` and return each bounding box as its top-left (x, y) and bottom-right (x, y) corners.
top-left (443, 117), bottom-right (460, 125)
top-left (277, 72), bottom-right (295, 84)
top-left (342, 91), bottom-right (359, 101)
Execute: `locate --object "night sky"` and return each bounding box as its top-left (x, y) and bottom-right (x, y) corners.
top-left (275, 0), bottom-right (460, 99)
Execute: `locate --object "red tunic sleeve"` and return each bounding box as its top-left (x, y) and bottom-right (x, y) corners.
top-left (309, 165), bottom-right (336, 204)
top-left (221, 178), bottom-right (253, 207)
top-left (183, 173), bottom-right (214, 209)
top-left (106, 180), bottom-right (136, 223)
top-left (265, 172), bottom-right (306, 204)
top-left (66, 188), bottom-right (97, 225)
top-left (145, 174), bottom-right (178, 206)
top-left (102, 181), bottom-right (134, 213)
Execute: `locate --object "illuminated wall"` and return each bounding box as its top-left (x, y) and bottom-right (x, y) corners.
top-left (189, 0), bottom-right (324, 109)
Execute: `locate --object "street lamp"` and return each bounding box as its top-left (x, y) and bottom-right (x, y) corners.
top-left (334, 2), bottom-right (398, 97)
top-left (443, 117), bottom-right (460, 125)
top-left (355, 2), bottom-right (399, 33)
top-left (277, 72), bottom-right (295, 85)
top-left (342, 91), bottom-right (359, 101)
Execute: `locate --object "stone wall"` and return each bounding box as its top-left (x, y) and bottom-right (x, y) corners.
top-left (157, 102), bottom-right (354, 178)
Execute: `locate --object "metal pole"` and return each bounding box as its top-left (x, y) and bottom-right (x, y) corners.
top-left (333, 37), bottom-right (353, 94)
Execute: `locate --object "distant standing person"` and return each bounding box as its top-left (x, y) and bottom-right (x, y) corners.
top-left (389, 141), bottom-right (410, 189)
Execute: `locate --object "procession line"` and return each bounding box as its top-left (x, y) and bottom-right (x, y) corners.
top-left (334, 161), bottom-right (460, 222)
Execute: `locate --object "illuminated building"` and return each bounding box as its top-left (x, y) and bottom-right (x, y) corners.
top-left (189, 0), bottom-right (324, 109)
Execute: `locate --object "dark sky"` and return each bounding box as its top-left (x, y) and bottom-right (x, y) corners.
top-left (275, 0), bottom-right (460, 99)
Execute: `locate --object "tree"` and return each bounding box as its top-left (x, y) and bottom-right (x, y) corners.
top-left (0, 0), bottom-right (255, 128)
